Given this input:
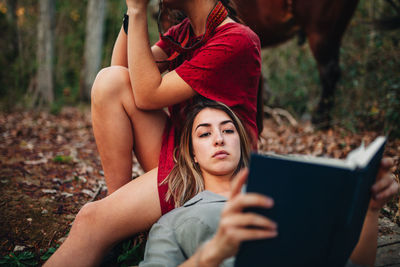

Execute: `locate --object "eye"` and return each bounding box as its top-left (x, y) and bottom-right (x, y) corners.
top-left (222, 129), bottom-right (235, 134)
top-left (199, 132), bottom-right (211, 138)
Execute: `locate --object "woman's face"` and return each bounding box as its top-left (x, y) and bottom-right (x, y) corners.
top-left (191, 108), bottom-right (241, 178)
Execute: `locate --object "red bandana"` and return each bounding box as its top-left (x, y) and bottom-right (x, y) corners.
top-left (157, 1), bottom-right (228, 63)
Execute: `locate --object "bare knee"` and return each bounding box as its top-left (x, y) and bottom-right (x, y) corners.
top-left (91, 66), bottom-right (131, 106)
top-left (71, 202), bottom-right (99, 236)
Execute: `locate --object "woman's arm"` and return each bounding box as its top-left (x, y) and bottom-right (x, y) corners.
top-left (350, 158), bottom-right (399, 267)
top-left (111, 27), bottom-right (128, 67)
top-left (111, 25), bottom-right (170, 71)
top-left (124, 0), bottom-right (196, 110)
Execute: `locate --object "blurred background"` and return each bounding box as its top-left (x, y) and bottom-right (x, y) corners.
top-left (0, 0), bottom-right (399, 136)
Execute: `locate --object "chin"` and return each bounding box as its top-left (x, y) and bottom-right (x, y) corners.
top-left (211, 164), bottom-right (237, 176)
top-left (161, 0), bottom-right (182, 10)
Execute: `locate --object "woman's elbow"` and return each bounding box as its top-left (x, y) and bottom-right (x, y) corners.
top-left (134, 93), bottom-right (161, 110)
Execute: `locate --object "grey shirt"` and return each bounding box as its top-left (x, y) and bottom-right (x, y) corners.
top-left (139, 191), bottom-right (232, 267)
top-left (139, 191), bottom-right (364, 267)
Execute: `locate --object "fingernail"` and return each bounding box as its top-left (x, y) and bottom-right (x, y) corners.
top-left (265, 197), bottom-right (274, 206)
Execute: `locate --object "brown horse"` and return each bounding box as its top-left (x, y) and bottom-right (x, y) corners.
top-left (233, 0), bottom-right (360, 126)
top-left (154, 0), bottom-right (360, 126)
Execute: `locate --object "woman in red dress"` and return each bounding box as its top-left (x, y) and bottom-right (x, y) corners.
top-left (45, 0), bottom-right (262, 265)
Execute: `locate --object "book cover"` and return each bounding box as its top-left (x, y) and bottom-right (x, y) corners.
top-left (235, 137), bottom-right (386, 267)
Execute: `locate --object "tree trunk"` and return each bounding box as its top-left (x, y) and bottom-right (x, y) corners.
top-left (80, 0), bottom-right (107, 101)
top-left (36, 0), bottom-right (55, 105)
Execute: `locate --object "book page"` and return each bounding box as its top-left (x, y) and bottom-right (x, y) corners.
top-left (345, 136), bottom-right (386, 168)
top-left (261, 136), bottom-right (386, 169)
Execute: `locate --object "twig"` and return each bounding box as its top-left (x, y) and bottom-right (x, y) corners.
top-left (378, 240), bottom-right (400, 248)
top-left (89, 183), bottom-right (104, 203)
top-left (48, 231), bottom-right (57, 246)
top-left (263, 105), bottom-right (298, 127)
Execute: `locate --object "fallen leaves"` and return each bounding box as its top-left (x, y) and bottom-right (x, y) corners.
top-left (0, 107), bottom-right (108, 259)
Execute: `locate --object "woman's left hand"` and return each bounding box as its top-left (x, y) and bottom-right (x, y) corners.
top-left (369, 158), bottom-right (399, 212)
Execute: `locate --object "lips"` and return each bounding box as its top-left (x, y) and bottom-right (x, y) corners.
top-left (212, 150), bottom-right (229, 159)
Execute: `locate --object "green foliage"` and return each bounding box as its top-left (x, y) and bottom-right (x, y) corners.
top-left (40, 247), bottom-right (58, 261)
top-left (262, 43), bottom-right (320, 116)
top-left (0, 0), bottom-right (38, 111)
top-left (117, 239), bottom-right (145, 267)
top-left (53, 0), bottom-right (87, 104)
top-left (52, 155), bottom-right (73, 164)
top-left (0, 252), bottom-right (38, 267)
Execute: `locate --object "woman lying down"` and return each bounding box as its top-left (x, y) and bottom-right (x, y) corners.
top-left (139, 98), bottom-right (399, 267)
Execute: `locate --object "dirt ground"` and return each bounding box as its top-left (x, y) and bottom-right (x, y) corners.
top-left (0, 107), bottom-right (399, 265)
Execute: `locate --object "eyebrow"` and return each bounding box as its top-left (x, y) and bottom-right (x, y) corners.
top-left (194, 120), bottom-right (234, 131)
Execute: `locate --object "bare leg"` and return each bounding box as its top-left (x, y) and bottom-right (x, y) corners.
top-left (91, 66), bottom-right (167, 193)
top-left (44, 168), bottom-right (161, 267)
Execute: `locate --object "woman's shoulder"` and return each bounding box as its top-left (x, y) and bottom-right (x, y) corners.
top-left (214, 22), bottom-right (260, 48)
top-left (156, 191), bottom-right (226, 230)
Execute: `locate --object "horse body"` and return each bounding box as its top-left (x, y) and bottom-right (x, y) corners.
top-left (234, 0), bottom-right (301, 47)
top-left (234, 0), bottom-right (360, 125)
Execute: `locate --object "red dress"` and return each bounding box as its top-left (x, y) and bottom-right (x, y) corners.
top-left (155, 18), bottom-right (261, 214)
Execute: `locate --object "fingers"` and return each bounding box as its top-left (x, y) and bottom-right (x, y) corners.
top-left (374, 177), bottom-right (399, 201)
top-left (221, 212), bottom-right (277, 230)
top-left (224, 193), bottom-right (274, 214)
top-left (380, 157), bottom-right (394, 170)
top-left (376, 158), bottom-right (394, 182)
top-left (230, 227), bottom-right (278, 242)
top-left (217, 213), bottom-right (278, 249)
top-left (229, 168), bottom-right (248, 199)
top-left (372, 172), bottom-right (396, 196)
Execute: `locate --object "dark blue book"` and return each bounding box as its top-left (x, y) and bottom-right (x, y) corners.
top-left (235, 136), bottom-right (387, 267)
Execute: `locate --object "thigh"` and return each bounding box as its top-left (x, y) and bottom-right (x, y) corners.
top-left (95, 168), bottom-right (162, 241)
top-left (119, 68), bottom-right (168, 172)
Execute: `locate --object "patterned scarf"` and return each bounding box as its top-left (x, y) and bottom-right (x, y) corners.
top-left (156, 1), bottom-right (228, 63)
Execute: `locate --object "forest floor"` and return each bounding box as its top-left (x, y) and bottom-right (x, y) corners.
top-left (0, 107), bottom-right (399, 266)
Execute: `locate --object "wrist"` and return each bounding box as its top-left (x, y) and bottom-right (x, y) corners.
top-left (198, 239), bottom-right (224, 267)
top-left (126, 5), bottom-right (146, 16)
top-left (366, 207), bottom-right (380, 219)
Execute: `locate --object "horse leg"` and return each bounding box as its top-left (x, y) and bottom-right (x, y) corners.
top-left (308, 34), bottom-right (341, 128)
top-left (297, 0), bottom-right (359, 127)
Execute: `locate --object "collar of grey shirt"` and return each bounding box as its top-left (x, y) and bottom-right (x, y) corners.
top-left (183, 190), bottom-right (227, 207)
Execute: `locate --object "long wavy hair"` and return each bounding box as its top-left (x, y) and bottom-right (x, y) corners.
top-left (162, 97), bottom-right (251, 208)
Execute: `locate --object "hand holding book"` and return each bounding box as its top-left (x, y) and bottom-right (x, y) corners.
top-left (369, 158), bottom-right (399, 212)
top-left (235, 137), bottom-right (399, 267)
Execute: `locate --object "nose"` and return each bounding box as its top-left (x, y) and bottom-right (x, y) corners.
top-left (214, 131), bottom-right (224, 146)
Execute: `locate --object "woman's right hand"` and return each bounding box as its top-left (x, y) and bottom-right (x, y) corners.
top-left (200, 169), bottom-right (278, 266)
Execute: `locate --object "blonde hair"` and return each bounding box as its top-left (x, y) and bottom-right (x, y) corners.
top-left (162, 97), bottom-right (251, 208)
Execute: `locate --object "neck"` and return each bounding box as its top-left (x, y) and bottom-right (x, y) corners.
top-left (184, 0), bottom-right (217, 36)
top-left (203, 172), bottom-right (232, 198)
